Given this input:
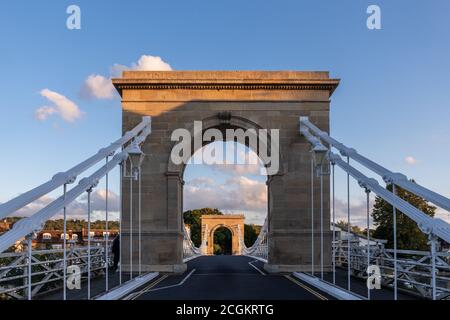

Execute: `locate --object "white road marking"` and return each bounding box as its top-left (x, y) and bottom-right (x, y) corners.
top-left (248, 260), bottom-right (266, 275)
top-left (123, 275), bottom-right (168, 300)
top-left (147, 268), bottom-right (196, 292)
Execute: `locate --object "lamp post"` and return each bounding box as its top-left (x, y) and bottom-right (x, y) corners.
top-left (311, 145), bottom-right (330, 279)
top-left (311, 144), bottom-right (330, 177)
top-left (127, 141), bottom-right (145, 181)
top-left (123, 140), bottom-right (145, 279)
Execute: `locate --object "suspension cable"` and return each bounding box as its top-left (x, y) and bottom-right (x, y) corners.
top-left (311, 157), bottom-right (315, 276)
top-left (0, 117), bottom-right (151, 220)
top-left (347, 156), bottom-right (351, 291)
top-left (63, 183), bottom-right (67, 300)
top-left (130, 162), bottom-right (133, 280)
top-left (300, 117), bottom-right (450, 212)
top-left (393, 184), bottom-right (398, 300)
top-left (365, 188), bottom-right (371, 300)
top-left (87, 188), bottom-right (92, 300)
top-left (27, 236), bottom-right (32, 300)
top-left (430, 235), bottom-right (437, 300)
top-left (139, 166), bottom-right (142, 275)
top-left (105, 156), bottom-right (109, 292)
top-left (119, 162), bottom-right (123, 285)
top-left (320, 172), bottom-right (324, 280)
top-left (332, 163), bottom-right (336, 285)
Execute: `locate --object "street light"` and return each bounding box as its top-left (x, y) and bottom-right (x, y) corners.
top-left (122, 140), bottom-right (146, 278)
top-left (127, 141), bottom-right (145, 180)
top-left (312, 144), bottom-right (330, 176)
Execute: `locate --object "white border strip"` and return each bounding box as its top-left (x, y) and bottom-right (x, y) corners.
top-left (183, 254), bottom-right (203, 263)
top-left (95, 272), bottom-right (159, 300)
top-left (183, 255), bottom-right (201, 263)
top-left (292, 272), bottom-right (363, 300)
top-left (244, 255), bottom-right (267, 263)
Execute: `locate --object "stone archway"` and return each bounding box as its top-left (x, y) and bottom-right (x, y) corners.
top-left (113, 71), bottom-right (339, 274)
top-left (201, 215), bottom-right (245, 256)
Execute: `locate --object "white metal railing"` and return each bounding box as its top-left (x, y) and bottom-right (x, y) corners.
top-left (300, 117), bottom-right (450, 212)
top-left (0, 245), bottom-right (111, 300)
top-left (0, 117), bottom-right (151, 253)
top-left (182, 224), bottom-right (201, 260)
top-left (0, 117), bottom-right (151, 220)
top-left (333, 238), bottom-right (450, 300)
top-left (0, 116), bottom-right (151, 300)
top-left (238, 218), bottom-right (268, 261)
top-left (299, 116), bottom-right (450, 300)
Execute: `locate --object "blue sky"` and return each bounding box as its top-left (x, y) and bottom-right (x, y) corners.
top-left (1, 1), bottom-right (449, 225)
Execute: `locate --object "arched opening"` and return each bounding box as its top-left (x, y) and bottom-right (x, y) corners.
top-left (213, 226), bottom-right (232, 255)
top-left (182, 139), bottom-right (268, 253)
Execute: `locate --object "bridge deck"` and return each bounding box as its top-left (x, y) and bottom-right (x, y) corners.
top-left (37, 256), bottom-right (418, 300)
top-left (128, 256), bottom-right (333, 300)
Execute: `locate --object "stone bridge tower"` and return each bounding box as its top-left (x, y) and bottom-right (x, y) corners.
top-left (201, 214), bottom-right (245, 256)
top-left (113, 71), bottom-right (339, 273)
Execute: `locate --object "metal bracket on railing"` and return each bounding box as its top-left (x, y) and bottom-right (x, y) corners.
top-left (382, 172), bottom-right (408, 185)
top-left (52, 172), bottom-right (77, 185)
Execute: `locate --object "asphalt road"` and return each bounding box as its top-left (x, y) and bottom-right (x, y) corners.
top-left (127, 256), bottom-right (333, 300)
top-left (38, 255), bottom-right (417, 300)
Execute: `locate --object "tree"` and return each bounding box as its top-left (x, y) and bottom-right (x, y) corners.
top-left (335, 220), bottom-right (363, 235)
top-left (244, 224), bottom-right (260, 247)
top-left (183, 208), bottom-right (222, 247)
top-left (213, 227), bottom-right (232, 254)
top-left (371, 183), bottom-right (436, 250)
top-left (183, 208), bottom-right (262, 252)
top-left (41, 219), bottom-right (119, 231)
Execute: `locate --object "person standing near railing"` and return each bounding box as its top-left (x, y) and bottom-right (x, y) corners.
top-left (111, 235), bottom-right (120, 272)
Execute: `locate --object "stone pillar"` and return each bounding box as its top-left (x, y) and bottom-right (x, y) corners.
top-left (114, 71), bottom-right (339, 274)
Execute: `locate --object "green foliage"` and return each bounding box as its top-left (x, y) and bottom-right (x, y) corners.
top-left (244, 224), bottom-right (260, 247)
top-left (335, 220), bottom-right (364, 235)
top-left (4, 217), bottom-right (119, 232)
top-left (183, 208), bottom-right (222, 247)
top-left (213, 227), bottom-right (232, 255)
top-left (42, 219), bottom-right (119, 231)
top-left (183, 208), bottom-right (262, 253)
top-left (371, 183), bottom-right (436, 250)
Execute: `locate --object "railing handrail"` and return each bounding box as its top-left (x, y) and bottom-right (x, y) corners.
top-left (0, 117), bottom-right (152, 253)
top-left (0, 245), bottom-right (110, 299)
top-left (300, 116), bottom-right (450, 212)
top-left (333, 240), bottom-right (450, 299)
top-left (0, 116), bottom-right (151, 220)
top-left (330, 151), bottom-right (450, 243)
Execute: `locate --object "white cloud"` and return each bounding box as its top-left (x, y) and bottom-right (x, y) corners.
top-left (10, 189), bottom-right (120, 221)
top-left (35, 89), bottom-right (84, 122)
top-left (333, 197), bottom-right (375, 228)
top-left (187, 177), bottom-right (215, 188)
top-left (34, 106), bottom-right (57, 121)
top-left (212, 163), bottom-right (262, 176)
top-left (133, 55), bottom-right (172, 71)
top-left (110, 55), bottom-right (172, 77)
top-left (435, 207), bottom-right (450, 224)
top-left (81, 189), bottom-right (120, 212)
top-left (190, 142), bottom-right (266, 176)
top-left (184, 176), bottom-right (267, 215)
top-left (82, 55), bottom-right (173, 100)
top-left (405, 156), bottom-right (418, 165)
top-left (80, 74), bottom-right (117, 100)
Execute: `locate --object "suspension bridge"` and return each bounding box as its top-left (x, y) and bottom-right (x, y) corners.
top-left (0, 71), bottom-right (449, 301)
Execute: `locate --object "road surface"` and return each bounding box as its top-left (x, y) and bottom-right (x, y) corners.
top-left (127, 256), bottom-right (332, 300)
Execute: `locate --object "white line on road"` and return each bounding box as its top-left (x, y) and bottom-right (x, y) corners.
top-left (147, 268), bottom-right (196, 292)
top-left (124, 274), bottom-right (169, 300)
top-left (248, 260), bottom-right (266, 275)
